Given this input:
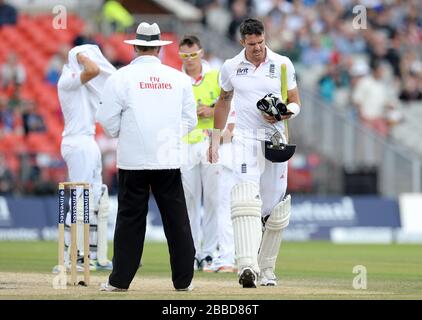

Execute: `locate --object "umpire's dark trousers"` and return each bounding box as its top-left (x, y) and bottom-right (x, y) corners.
top-left (109, 169), bottom-right (195, 290)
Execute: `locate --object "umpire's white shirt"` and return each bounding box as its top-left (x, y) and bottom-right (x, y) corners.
top-left (97, 55), bottom-right (197, 170)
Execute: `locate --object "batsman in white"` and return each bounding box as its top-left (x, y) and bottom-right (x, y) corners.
top-left (209, 108), bottom-right (237, 273)
top-left (57, 44), bottom-right (116, 271)
top-left (209, 19), bottom-right (301, 288)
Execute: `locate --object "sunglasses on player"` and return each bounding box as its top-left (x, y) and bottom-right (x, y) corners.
top-left (178, 49), bottom-right (202, 60)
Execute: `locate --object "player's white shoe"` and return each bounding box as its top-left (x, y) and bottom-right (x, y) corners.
top-left (93, 259), bottom-right (113, 271)
top-left (99, 281), bottom-right (127, 292)
top-left (259, 268), bottom-right (277, 286)
top-left (238, 267), bottom-right (257, 288)
top-left (175, 283), bottom-right (194, 291)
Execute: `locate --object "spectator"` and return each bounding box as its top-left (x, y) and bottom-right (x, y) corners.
top-left (1, 53), bottom-right (26, 89)
top-left (45, 44), bottom-right (70, 86)
top-left (0, 154), bottom-right (15, 195)
top-left (318, 64), bottom-right (338, 104)
top-left (399, 75), bottom-right (422, 102)
top-left (203, 0), bottom-right (232, 35)
top-left (351, 60), bottom-right (397, 137)
top-left (18, 152), bottom-right (41, 194)
top-left (367, 30), bottom-right (401, 79)
top-left (7, 86), bottom-right (24, 112)
top-left (227, 0), bottom-right (254, 15)
top-left (0, 0), bottom-right (17, 26)
top-left (277, 32), bottom-right (301, 62)
top-left (300, 35), bottom-right (331, 67)
top-left (0, 95), bottom-right (14, 134)
top-left (21, 101), bottom-right (46, 136)
top-left (330, 20), bottom-right (367, 56)
top-left (227, 0), bottom-right (249, 42)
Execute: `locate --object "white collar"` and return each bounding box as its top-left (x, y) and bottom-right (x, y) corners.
top-left (130, 55), bottom-right (161, 65)
top-left (182, 60), bottom-right (211, 76)
top-left (182, 60), bottom-right (211, 85)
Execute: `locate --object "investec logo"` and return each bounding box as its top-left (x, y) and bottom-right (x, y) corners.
top-left (0, 197), bottom-right (11, 226)
top-left (83, 190), bottom-right (89, 224)
top-left (59, 189), bottom-right (65, 224)
top-left (71, 189), bottom-right (77, 223)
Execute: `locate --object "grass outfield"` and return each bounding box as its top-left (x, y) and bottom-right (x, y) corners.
top-left (0, 241), bottom-right (421, 299)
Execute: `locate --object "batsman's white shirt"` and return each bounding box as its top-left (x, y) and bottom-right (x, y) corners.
top-left (97, 55), bottom-right (197, 170)
top-left (219, 47), bottom-right (296, 140)
top-left (219, 47), bottom-right (297, 215)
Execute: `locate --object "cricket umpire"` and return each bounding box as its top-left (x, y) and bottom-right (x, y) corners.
top-left (97, 22), bottom-right (197, 291)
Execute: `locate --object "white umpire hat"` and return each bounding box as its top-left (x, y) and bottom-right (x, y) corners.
top-left (123, 22), bottom-right (173, 47)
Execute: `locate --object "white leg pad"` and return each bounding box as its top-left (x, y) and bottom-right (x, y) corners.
top-left (231, 182), bottom-right (262, 274)
top-left (97, 184), bottom-right (110, 265)
top-left (258, 194), bottom-right (291, 270)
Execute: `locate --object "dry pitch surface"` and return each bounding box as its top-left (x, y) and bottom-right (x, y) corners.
top-left (0, 272), bottom-right (401, 300)
top-left (0, 241), bottom-right (422, 300)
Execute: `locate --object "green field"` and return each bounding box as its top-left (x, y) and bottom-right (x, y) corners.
top-left (0, 241), bottom-right (421, 299)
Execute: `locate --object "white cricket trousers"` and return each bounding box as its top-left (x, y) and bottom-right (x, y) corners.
top-left (181, 141), bottom-right (221, 261)
top-left (61, 134), bottom-right (103, 260)
top-left (231, 135), bottom-right (288, 216)
top-left (216, 165), bottom-right (235, 267)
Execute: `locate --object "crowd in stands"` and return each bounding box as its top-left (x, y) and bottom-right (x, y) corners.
top-left (189, 0), bottom-right (422, 141)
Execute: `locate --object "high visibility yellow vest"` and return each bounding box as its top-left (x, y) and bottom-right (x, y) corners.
top-left (184, 69), bottom-right (220, 144)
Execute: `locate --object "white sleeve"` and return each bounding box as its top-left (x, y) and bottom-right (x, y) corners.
top-left (285, 58), bottom-right (297, 91)
top-left (96, 75), bottom-right (123, 138)
top-left (181, 76), bottom-right (198, 134)
top-left (58, 70), bottom-right (82, 91)
top-left (219, 62), bottom-right (233, 92)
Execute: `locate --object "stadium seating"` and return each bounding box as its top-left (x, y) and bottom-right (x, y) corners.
top-left (0, 13), bottom-right (183, 192)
